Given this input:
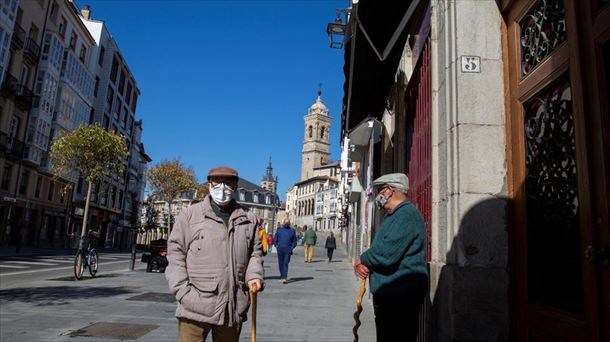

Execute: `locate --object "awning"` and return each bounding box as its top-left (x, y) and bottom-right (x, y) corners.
top-left (341, 0), bottom-right (428, 134)
top-left (348, 118), bottom-right (382, 146)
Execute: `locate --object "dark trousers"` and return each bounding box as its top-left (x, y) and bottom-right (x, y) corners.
top-left (372, 294), bottom-right (424, 342)
top-left (326, 248), bottom-right (334, 261)
top-left (277, 247), bottom-right (292, 279)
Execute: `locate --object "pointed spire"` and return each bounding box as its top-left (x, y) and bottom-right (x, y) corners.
top-left (317, 83), bottom-right (322, 98)
top-left (263, 156), bottom-right (275, 182)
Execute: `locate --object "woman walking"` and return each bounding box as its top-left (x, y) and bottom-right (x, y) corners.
top-left (325, 232), bottom-right (337, 262)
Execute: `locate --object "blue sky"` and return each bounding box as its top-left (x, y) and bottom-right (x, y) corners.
top-left (77, 0), bottom-right (346, 200)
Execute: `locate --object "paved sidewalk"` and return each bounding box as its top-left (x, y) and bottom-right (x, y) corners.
top-left (0, 242), bottom-right (376, 341)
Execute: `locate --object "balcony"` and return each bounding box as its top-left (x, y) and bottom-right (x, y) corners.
top-left (0, 132), bottom-right (25, 160)
top-left (23, 37), bottom-right (41, 65)
top-left (1, 72), bottom-right (35, 109)
top-left (10, 23), bottom-right (25, 50)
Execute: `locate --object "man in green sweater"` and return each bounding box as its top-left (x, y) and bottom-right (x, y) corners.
top-left (354, 173), bottom-right (428, 342)
top-left (303, 225), bottom-right (317, 263)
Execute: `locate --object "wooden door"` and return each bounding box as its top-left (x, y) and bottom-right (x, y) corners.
top-left (503, 0), bottom-right (610, 341)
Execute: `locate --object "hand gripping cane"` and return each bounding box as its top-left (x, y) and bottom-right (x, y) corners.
top-left (249, 284), bottom-right (259, 342)
top-left (353, 278), bottom-right (367, 342)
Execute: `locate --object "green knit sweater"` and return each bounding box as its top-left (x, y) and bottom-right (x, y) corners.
top-left (360, 200), bottom-right (428, 296)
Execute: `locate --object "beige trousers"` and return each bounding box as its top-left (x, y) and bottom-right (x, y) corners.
top-left (178, 318), bottom-right (242, 342)
top-left (304, 244), bottom-right (314, 262)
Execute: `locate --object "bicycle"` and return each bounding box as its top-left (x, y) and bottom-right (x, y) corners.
top-left (74, 230), bottom-right (99, 280)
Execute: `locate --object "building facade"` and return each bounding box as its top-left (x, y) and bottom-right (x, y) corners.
top-left (80, 5), bottom-right (149, 250)
top-left (0, 1), bottom-right (149, 250)
top-left (336, 0), bottom-right (610, 341)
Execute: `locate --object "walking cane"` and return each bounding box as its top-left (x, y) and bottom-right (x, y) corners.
top-left (352, 278), bottom-right (367, 342)
top-left (250, 283), bottom-right (258, 342)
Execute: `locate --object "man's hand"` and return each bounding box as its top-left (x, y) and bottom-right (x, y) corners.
top-left (354, 262), bottom-right (369, 280)
top-left (248, 279), bottom-right (262, 293)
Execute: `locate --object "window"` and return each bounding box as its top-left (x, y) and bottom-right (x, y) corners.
top-left (59, 189), bottom-right (65, 203)
top-left (34, 175), bottom-right (42, 197)
top-left (239, 190), bottom-right (245, 201)
top-left (79, 44), bottom-right (86, 62)
top-left (126, 82), bottom-right (133, 105)
top-left (69, 31), bottom-right (77, 51)
top-left (58, 16), bottom-right (67, 38)
top-left (110, 186), bottom-right (116, 207)
top-left (113, 97), bottom-right (120, 121)
top-left (130, 93), bottom-right (138, 112)
top-left (118, 68), bottom-right (126, 95)
top-left (110, 57), bottom-right (119, 83)
top-left (98, 45), bottom-right (105, 66)
top-left (77, 177), bottom-right (83, 194)
top-left (308, 126), bottom-right (312, 138)
top-left (48, 180), bottom-right (54, 201)
top-left (118, 190), bottom-right (124, 209)
top-left (121, 107), bottom-right (128, 128)
top-left (321, 126), bottom-right (325, 139)
top-left (1, 163), bottom-right (12, 190)
top-left (49, 1), bottom-right (58, 22)
top-left (18, 170), bottom-right (29, 194)
top-left (103, 115), bottom-right (109, 129)
top-left (93, 77), bottom-right (99, 97)
top-left (105, 86), bottom-right (114, 113)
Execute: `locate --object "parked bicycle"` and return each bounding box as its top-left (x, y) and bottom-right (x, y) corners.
top-left (74, 230), bottom-right (99, 280)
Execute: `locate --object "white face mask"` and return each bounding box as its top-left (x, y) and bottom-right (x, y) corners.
top-left (209, 183), bottom-right (234, 206)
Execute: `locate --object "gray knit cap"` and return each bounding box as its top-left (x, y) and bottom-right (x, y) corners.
top-left (372, 173), bottom-right (409, 192)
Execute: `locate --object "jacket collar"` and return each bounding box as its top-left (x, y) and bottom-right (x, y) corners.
top-left (200, 195), bottom-right (251, 229)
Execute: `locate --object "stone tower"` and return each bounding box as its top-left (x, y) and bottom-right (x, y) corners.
top-left (301, 88), bottom-right (331, 180)
top-left (261, 157), bottom-right (277, 193)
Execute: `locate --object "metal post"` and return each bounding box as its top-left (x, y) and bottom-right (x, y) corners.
top-left (129, 228), bottom-right (136, 270)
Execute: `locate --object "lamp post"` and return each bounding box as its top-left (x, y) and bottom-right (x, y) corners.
top-left (270, 176), bottom-right (279, 236)
top-left (327, 9), bottom-right (349, 49)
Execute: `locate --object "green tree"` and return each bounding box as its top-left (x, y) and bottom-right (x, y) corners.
top-left (194, 182), bottom-right (210, 202)
top-left (146, 159), bottom-right (197, 234)
top-left (49, 124), bottom-right (129, 249)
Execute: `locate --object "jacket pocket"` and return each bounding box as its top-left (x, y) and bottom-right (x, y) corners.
top-left (180, 280), bottom-right (219, 319)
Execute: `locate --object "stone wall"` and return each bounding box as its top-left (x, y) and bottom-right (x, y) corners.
top-left (429, 1), bottom-right (509, 340)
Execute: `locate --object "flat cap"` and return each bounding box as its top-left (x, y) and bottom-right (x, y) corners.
top-left (207, 166), bottom-right (238, 179)
top-left (372, 173), bottom-right (409, 192)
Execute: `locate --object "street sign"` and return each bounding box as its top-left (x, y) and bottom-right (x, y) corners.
top-left (2, 196), bottom-right (16, 203)
top-left (461, 55), bottom-right (481, 73)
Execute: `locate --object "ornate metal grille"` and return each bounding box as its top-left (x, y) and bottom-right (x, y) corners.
top-left (523, 77), bottom-right (583, 314)
top-left (520, 0), bottom-right (567, 76)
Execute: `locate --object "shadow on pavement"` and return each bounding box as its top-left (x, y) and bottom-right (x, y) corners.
top-left (0, 286), bottom-right (136, 306)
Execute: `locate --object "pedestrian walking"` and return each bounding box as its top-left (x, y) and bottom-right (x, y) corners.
top-left (324, 232), bottom-right (337, 262)
top-left (303, 225), bottom-right (317, 263)
top-left (354, 173), bottom-right (428, 342)
top-left (273, 218), bottom-right (297, 283)
top-left (267, 235), bottom-right (274, 254)
top-left (258, 226), bottom-right (268, 256)
top-left (166, 166), bottom-right (264, 342)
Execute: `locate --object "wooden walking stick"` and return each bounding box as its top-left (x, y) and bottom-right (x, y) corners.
top-left (353, 278), bottom-right (367, 342)
top-left (250, 283), bottom-right (258, 342)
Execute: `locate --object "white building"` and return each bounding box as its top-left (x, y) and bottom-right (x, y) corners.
top-left (80, 5), bottom-right (149, 249)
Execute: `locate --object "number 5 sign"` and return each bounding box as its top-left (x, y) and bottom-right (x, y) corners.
top-left (461, 56), bottom-right (481, 73)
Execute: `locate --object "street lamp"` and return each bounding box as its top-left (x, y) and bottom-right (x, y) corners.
top-left (327, 9), bottom-right (348, 49)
